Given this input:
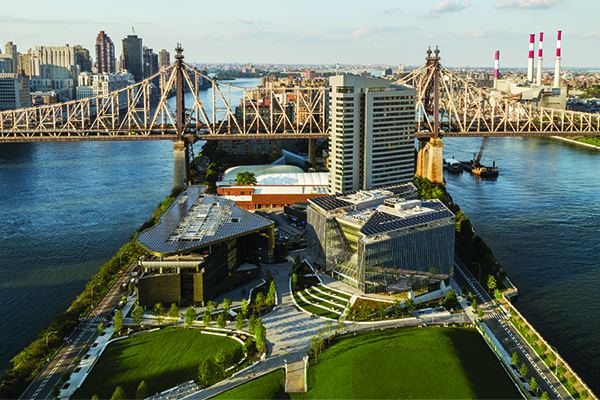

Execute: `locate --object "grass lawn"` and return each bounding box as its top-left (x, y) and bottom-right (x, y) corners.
top-left (213, 327), bottom-right (522, 400)
top-left (293, 292), bottom-right (340, 320)
top-left (73, 327), bottom-right (242, 399)
top-left (308, 288), bottom-right (348, 306)
top-left (315, 285), bottom-right (351, 300)
top-left (302, 291), bottom-right (345, 312)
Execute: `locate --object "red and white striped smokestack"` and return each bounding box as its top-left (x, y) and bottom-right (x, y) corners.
top-left (537, 32), bottom-right (543, 85)
top-left (527, 33), bottom-right (535, 82)
top-left (554, 30), bottom-right (562, 88)
top-left (494, 51), bottom-right (500, 79)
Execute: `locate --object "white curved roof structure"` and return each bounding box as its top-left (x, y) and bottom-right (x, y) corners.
top-left (257, 173), bottom-right (329, 186)
top-left (220, 165), bottom-right (304, 185)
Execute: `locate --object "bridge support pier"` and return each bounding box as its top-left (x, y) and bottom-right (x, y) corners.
top-left (308, 138), bottom-right (316, 169)
top-left (416, 137), bottom-right (444, 184)
top-left (173, 139), bottom-right (190, 191)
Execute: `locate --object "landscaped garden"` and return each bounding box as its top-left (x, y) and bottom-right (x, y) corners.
top-left (72, 327), bottom-right (243, 399)
top-left (292, 283), bottom-right (353, 320)
top-left (213, 327), bottom-right (523, 399)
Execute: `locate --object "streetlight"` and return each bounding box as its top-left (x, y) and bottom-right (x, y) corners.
top-left (550, 345), bottom-right (559, 376)
top-left (472, 262), bottom-right (482, 284)
top-left (46, 331), bottom-right (58, 348)
top-left (91, 283), bottom-right (101, 309)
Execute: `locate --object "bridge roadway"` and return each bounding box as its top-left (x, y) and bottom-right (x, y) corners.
top-left (2, 126), bottom-right (599, 144)
top-left (453, 257), bottom-right (570, 400)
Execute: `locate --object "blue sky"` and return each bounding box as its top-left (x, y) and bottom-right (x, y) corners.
top-left (1, 0), bottom-right (599, 68)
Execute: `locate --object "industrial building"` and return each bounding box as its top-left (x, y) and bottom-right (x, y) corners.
top-left (217, 165), bottom-right (328, 210)
top-left (135, 186), bottom-right (274, 307)
top-left (307, 183), bottom-right (455, 295)
top-left (328, 75), bottom-right (416, 195)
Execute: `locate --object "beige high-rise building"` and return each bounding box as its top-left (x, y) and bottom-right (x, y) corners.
top-left (328, 75), bottom-right (415, 194)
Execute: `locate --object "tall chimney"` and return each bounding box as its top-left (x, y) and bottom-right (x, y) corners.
top-left (537, 32), bottom-right (543, 85)
top-left (494, 50), bottom-right (499, 89)
top-left (527, 33), bottom-right (535, 83)
top-left (554, 30), bottom-right (562, 88)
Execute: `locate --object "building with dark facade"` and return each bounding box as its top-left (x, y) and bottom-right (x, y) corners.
top-left (121, 34), bottom-right (143, 82)
top-left (74, 45), bottom-right (92, 73)
top-left (307, 183), bottom-right (455, 295)
top-left (95, 31), bottom-right (115, 74)
top-left (135, 186), bottom-right (274, 307)
top-left (143, 47), bottom-right (158, 79)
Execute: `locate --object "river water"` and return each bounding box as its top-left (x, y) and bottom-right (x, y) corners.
top-left (0, 78), bottom-right (259, 375)
top-left (1, 84), bottom-right (598, 394)
top-left (443, 136), bottom-right (600, 393)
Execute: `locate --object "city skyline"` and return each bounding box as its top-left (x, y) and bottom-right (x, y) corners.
top-left (1, 0), bottom-right (600, 69)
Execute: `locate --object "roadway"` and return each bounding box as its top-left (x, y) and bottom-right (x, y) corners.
top-left (20, 259), bottom-right (137, 399)
top-left (453, 257), bottom-right (570, 399)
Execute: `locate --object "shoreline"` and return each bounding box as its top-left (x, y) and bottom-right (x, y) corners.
top-left (551, 136), bottom-right (600, 150)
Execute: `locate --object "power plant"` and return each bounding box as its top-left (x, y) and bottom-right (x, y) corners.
top-left (492, 30), bottom-right (566, 111)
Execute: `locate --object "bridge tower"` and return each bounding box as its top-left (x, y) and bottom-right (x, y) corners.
top-left (415, 47), bottom-right (444, 184)
top-left (173, 44), bottom-right (190, 192)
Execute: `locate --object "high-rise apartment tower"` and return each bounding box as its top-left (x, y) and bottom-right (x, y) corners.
top-left (95, 31), bottom-right (115, 74)
top-left (327, 75), bottom-right (415, 195)
top-left (121, 35), bottom-right (143, 82)
top-left (159, 49), bottom-right (170, 70)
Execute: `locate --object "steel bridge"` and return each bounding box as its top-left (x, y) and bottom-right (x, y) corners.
top-left (2, 45), bottom-right (600, 188)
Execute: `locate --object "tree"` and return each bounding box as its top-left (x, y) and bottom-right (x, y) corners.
top-left (51, 385), bottom-right (60, 398)
top-left (443, 289), bottom-right (458, 309)
top-left (241, 298), bottom-right (249, 317)
top-left (255, 319), bottom-right (267, 353)
top-left (236, 312), bottom-right (245, 331)
top-left (185, 307), bottom-right (198, 328)
top-left (206, 301), bottom-right (215, 314)
top-left (487, 275), bottom-right (497, 294)
top-left (392, 299), bottom-right (403, 317)
top-left (519, 363), bottom-right (529, 377)
top-left (136, 381), bottom-right (149, 400)
top-left (153, 303), bottom-right (165, 326)
top-left (255, 292), bottom-right (265, 312)
top-left (73, 356), bottom-right (81, 366)
top-left (168, 303), bottom-right (179, 325)
top-left (568, 376), bottom-right (577, 389)
top-left (529, 377), bottom-right (537, 393)
top-left (291, 273), bottom-right (298, 291)
top-left (92, 396), bottom-right (99, 400)
top-left (359, 304), bottom-right (371, 321)
top-left (405, 298), bottom-right (416, 314)
top-left (98, 322), bottom-right (106, 332)
top-left (540, 392), bottom-right (549, 400)
top-left (132, 306), bottom-right (144, 327)
top-left (477, 308), bottom-right (484, 319)
top-left (197, 357), bottom-right (218, 387)
top-left (111, 386), bottom-right (127, 400)
top-left (375, 302), bottom-right (388, 320)
top-left (60, 369), bottom-right (71, 382)
top-left (202, 310), bottom-right (212, 328)
top-left (217, 312), bottom-right (227, 329)
top-left (264, 269), bottom-right (273, 283)
top-left (494, 289), bottom-right (502, 300)
top-left (580, 389), bottom-right (589, 399)
top-left (222, 298), bottom-right (232, 313)
top-left (113, 310), bottom-right (124, 334)
top-left (236, 171), bottom-right (257, 186)
top-left (510, 352), bottom-right (519, 365)
top-left (471, 298), bottom-right (478, 312)
top-left (266, 281), bottom-right (276, 308)
top-left (345, 306), bottom-right (356, 321)
top-left (248, 314), bottom-right (257, 333)
top-left (310, 330), bottom-right (325, 360)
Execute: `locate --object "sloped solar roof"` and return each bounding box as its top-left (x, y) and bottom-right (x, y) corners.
top-left (359, 200), bottom-right (454, 237)
top-left (308, 182), bottom-right (417, 212)
top-left (136, 186), bottom-right (273, 256)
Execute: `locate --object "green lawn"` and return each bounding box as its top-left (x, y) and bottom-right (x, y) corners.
top-left (213, 327), bottom-right (522, 400)
top-left (302, 290), bottom-right (345, 312)
top-left (315, 285), bottom-right (351, 300)
top-left (293, 292), bottom-right (340, 320)
top-left (308, 288), bottom-right (349, 306)
top-left (73, 327), bottom-right (242, 399)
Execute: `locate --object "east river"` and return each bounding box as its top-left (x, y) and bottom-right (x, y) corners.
top-left (0, 86), bottom-right (599, 393)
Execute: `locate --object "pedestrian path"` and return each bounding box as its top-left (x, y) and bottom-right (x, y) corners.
top-left (285, 360), bottom-right (306, 392)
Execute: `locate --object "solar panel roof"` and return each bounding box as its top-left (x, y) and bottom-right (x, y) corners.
top-left (308, 182), bottom-right (416, 212)
top-left (136, 186), bottom-right (274, 256)
top-left (359, 200), bottom-right (454, 237)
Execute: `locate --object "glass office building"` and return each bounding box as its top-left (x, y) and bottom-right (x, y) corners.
top-left (307, 183), bottom-right (455, 294)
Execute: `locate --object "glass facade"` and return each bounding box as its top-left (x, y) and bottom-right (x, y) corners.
top-left (308, 199), bottom-right (455, 295)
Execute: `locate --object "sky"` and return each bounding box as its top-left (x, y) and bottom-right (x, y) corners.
top-left (1, 0), bottom-right (600, 69)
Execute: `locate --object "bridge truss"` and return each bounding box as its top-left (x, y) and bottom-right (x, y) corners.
top-left (0, 51), bottom-right (328, 143)
top-left (397, 61), bottom-right (600, 138)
